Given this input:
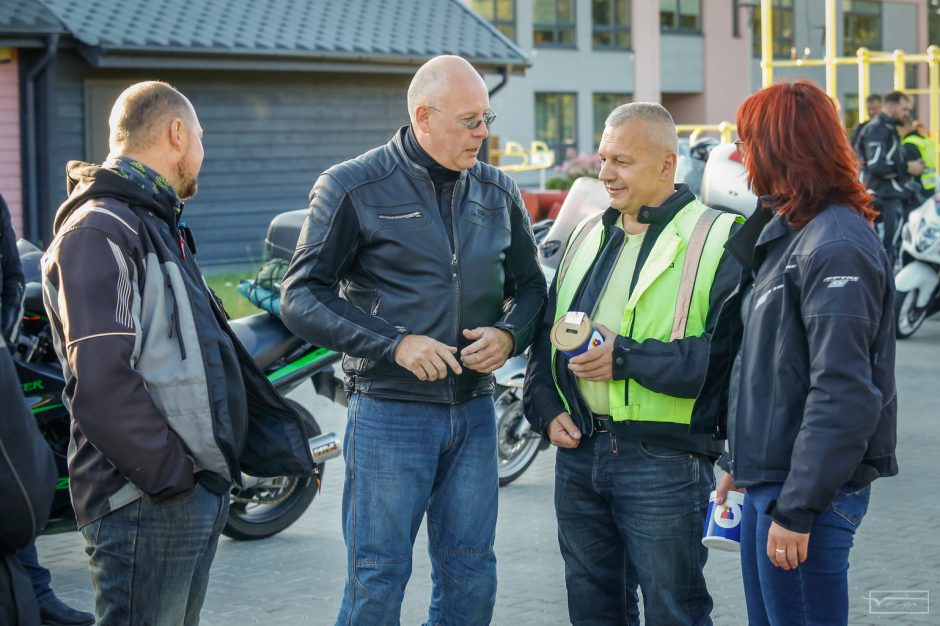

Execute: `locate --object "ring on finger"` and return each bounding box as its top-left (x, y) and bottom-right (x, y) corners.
top-left (775, 548), bottom-right (786, 553)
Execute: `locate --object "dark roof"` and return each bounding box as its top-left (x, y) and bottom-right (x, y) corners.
top-left (33, 0), bottom-right (528, 69)
top-left (0, 0), bottom-right (64, 35)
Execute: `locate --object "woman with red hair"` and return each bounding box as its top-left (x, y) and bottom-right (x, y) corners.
top-left (691, 80), bottom-right (898, 625)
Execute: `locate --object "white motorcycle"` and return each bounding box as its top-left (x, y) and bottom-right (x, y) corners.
top-left (895, 195), bottom-right (940, 338)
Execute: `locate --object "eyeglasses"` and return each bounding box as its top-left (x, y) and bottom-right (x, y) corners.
top-left (428, 106), bottom-right (497, 130)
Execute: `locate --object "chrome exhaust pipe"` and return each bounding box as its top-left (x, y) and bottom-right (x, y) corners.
top-left (309, 432), bottom-right (342, 463)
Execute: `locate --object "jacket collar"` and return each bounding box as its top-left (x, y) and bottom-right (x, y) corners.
top-left (598, 184), bottom-right (694, 231)
top-left (724, 203), bottom-right (776, 270)
top-left (389, 126), bottom-right (469, 184)
top-left (637, 184), bottom-right (696, 225)
top-left (877, 111), bottom-right (898, 127)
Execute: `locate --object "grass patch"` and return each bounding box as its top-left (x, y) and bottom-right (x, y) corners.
top-left (204, 269), bottom-right (262, 320)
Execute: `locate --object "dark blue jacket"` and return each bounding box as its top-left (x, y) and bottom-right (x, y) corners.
top-left (692, 205), bottom-right (897, 532)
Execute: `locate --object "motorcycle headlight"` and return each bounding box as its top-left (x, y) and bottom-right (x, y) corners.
top-left (916, 225), bottom-right (940, 253)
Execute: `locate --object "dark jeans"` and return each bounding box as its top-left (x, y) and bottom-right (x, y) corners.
top-left (875, 197), bottom-right (903, 266)
top-left (79, 484), bottom-right (229, 626)
top-left (15, 542), bottom-right (52, 601)
top-left (740, 482), bottom-right (871, 626)
top-left (336, 393), bottom-right (498, 626)
top-left (555, 432), bottom-right (714, 626)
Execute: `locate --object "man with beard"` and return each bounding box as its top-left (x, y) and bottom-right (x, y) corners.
top-left (860, 90), bottom-right (924, 264)
top-left (41, 81), bottom-right (314, 625)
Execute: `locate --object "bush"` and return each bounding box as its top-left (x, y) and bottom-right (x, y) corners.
top-left (547, 148), bottom-right (602, 189)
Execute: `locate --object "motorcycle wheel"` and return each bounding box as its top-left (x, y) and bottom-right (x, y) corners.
top-left (495, 386), bottom-right (541, 487)
top-left (223, 399), bottom-right (323, 540)
top-left (896, 287), bottom-right (929, 339)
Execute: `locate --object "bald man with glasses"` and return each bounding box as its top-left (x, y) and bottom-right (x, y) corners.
top-left (281, 55), bottom-right (546, 625)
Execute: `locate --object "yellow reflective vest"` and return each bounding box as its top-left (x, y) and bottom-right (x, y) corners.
top-left (551, 199), bottom-right (739, 425)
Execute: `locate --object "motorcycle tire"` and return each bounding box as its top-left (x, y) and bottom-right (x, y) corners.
top-left (495, 386), bottom-right (541, 487)
top-left (222, 398), bottom-right (323, 540)
top-left (895, 288), bottom-right (929, 339)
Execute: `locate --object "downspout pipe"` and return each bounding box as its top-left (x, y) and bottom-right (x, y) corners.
top-left (482, 66), bottom-right (510, 164)
top-left (24, 33), bottom-right (58, 243)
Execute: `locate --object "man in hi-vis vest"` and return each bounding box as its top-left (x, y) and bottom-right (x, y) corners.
top-left (523, 103), bottom-right (742, 625)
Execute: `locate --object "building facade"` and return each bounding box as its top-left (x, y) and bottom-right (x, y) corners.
top-left (468, 0), bottom-right (928, 185)
top-left (0, 0), bottom-right (527, 264)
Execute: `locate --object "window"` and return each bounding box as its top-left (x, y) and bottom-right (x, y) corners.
top-left (593, 0), bottom-right (631, 49)
top-left (843, 0), bottom-right (881, 55)
top-left (660, 0), bottom-right (701, 32)
top-left (471, 0), bottom-right (516, 41)
top-left (536, 93), bottom-right (578, 163)
top-left (533, 0), bottom-right (576, 47)
top-left (752, 0), bottom-right (795, 59)
top-left (593, 93), bottom-right (631, 146)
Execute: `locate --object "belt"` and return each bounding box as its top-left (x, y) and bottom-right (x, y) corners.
top-left (592, 414), bottom-right (611, 433)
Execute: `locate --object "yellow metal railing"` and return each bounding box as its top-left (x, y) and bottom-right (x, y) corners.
top-left (492, 140), bottom-right (555, 173)
top-left (761, 0), bottom-right (940, 176)
top-left (676, 123), bottom-right (737, 144)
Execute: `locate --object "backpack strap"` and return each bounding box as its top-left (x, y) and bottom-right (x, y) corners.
top-left (670, 208), bottom-right (722, 341)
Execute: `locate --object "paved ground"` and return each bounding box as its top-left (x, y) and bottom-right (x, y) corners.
top-left (37, 317), bottom-right (940, 625)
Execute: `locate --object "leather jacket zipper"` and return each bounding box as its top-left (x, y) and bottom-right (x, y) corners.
top-left (450, 180), bottom-right (462, 400)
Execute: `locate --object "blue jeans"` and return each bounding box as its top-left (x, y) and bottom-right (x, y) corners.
top-left (740, 482), bottom-right (870, 626)
top-left (336, 393), bottom-right (498, 626)
top-left (79, 484), bottom-right (229, 626)
top-left (555, 433), bottom-right (714, 626)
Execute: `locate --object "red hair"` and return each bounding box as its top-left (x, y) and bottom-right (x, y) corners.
top-left (736, 80), bottom-right (876, 228)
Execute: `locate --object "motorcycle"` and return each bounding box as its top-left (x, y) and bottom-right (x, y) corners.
top-left (894, 194), bottom-right (940, 338)
top-left (12, 237), bottom-right (343, 541)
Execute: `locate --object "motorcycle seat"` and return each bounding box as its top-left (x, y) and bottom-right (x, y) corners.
top-left (228, 312), bottom-right (305, 370)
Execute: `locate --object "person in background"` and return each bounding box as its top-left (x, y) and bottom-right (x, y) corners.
top-left (2, 192), bottom-right (95, 626)
top-left (859, 90), bottom-right (923, 264)
top-left (693, 80), bottom-right (897, 626)
top-left (850, 92), bottom-right (882, 160)
top-left (901, 120), bottom-right (937, 200)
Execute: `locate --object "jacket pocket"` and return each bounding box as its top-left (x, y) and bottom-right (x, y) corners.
top-left (637, 441), bottom-right (689, 462)
top-left (463, 201), bottom-right (509, 232)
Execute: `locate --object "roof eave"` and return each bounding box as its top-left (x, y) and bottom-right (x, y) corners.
top-left (80, 44), bottom-right (530, 74)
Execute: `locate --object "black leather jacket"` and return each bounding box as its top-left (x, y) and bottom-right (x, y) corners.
top-left (281, 127), bottom-right (546, 404)
top-left (691, 205), bottom-right (897, 533)
top-left (861, 112), bottom-right (909, 201)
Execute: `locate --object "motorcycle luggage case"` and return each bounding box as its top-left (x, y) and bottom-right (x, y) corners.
top-left (264, 209), bottom-right (307, 261)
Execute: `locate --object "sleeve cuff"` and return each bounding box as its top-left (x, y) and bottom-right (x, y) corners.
top-left (612, 335), bottom-right (636, 380)
top-left (493, 322), bottom-right (520, 356)
top-left (766, 500), bottom-right (815, 533)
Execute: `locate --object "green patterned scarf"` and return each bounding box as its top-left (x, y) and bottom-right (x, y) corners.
top-left (104, 155), bottom-right (182, 217)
